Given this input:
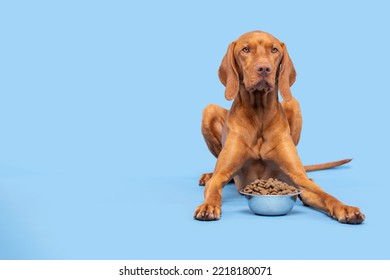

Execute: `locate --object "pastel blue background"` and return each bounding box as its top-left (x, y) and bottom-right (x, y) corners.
top-left (0, 0), bottom-right (389, 259)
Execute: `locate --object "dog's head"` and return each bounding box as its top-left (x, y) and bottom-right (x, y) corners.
top-left (218, 31), bottom-right (296, 101)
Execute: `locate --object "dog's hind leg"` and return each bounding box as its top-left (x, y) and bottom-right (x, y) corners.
top-left (281, 97), bottom-right (302, 146)
top-left (199, 104), bottom-right (228, 186)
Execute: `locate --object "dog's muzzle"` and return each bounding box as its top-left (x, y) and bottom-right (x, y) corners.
top-left (247, 79), bottom-right (273, 93)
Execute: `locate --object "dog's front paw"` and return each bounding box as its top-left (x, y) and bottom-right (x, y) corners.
top-left (194, 203), bottom-right (221, 221)
top-left (330, 204), bottom-right (365, 224)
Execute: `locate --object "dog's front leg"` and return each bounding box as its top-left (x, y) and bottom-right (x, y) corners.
top-left (194, 136), bottom-right (249, 221)
top-left (264, 139), bottom-right (365, 224)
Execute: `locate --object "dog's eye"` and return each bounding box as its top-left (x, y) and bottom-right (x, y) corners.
top-left (271, 47), bottom-right (278, 53)
top-left (242, 47), bottom-right (250, 53)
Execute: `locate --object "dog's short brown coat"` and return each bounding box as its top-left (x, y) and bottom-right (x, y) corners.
top-left (195, 31), bottom-right (365, 224)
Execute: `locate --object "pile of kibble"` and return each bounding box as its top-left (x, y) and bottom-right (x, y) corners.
top-left (242, 178), bottom-right (299, 195)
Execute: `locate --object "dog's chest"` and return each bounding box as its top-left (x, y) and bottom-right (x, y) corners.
top-left (244, 116), bottom-right (281, 158)
top-left (252, 134), bottom-right (265, 157)
top-left (229, 101), bottom-right (283, 157)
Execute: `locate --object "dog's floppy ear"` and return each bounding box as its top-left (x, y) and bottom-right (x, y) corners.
top-left (218, 42), bottom-right (239, 100)
top-left (278, 43), bottom-right (296, 102)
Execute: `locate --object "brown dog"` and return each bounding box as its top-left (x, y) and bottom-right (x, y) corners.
top-left (194, 31), bottom-right (365, 224)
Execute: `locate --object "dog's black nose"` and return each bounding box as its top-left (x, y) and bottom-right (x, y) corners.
top-left (256, 63), bottom-right (272, 76)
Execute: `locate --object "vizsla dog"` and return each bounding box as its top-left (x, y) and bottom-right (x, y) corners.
top-left (194, 31), bottom-right (365, 224)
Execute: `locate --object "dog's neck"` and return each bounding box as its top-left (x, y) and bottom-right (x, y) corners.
top-left (233, 83), bottom-right (280, 117)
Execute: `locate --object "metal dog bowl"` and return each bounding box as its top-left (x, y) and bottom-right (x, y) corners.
top-left (240, 191), bottom-right (302, 216)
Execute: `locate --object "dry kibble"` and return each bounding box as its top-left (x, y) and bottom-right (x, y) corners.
top-left (242, 178), bottom-right (299, 195)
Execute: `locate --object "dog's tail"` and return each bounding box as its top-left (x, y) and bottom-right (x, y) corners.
top-left (304, 158), bottom-right (352, 172)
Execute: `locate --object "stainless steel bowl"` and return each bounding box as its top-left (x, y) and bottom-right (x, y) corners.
top-left (240, 191), bottom-right (302, 216)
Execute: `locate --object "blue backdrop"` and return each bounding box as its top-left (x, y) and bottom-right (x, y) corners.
top-left (0, 0), bottom-right (389, 259)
